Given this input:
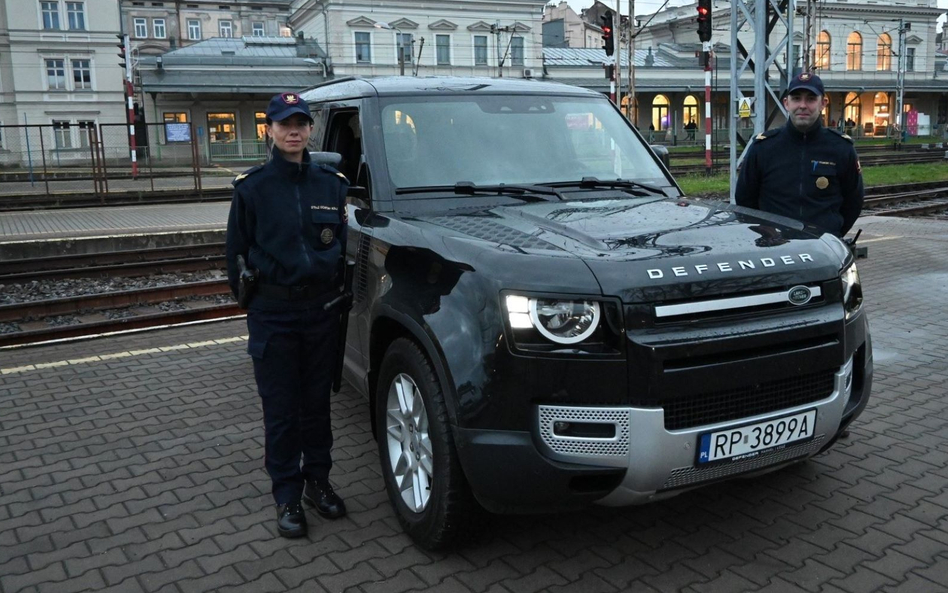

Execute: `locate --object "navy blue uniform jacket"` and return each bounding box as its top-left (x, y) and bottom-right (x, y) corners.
top-left (226, 149), bottom-right (349, 311)
top-left (735, 121), bottom-right (864, 237)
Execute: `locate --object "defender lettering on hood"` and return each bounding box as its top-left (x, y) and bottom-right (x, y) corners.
top-left (646, 253), bottom-right (814, 279)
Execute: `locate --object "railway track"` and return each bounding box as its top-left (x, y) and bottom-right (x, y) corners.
top-left (670, 150), bottom-right (945, 176)
top-left (0, 244), bottom-right (237, 348)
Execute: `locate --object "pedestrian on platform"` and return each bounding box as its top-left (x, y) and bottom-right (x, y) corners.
top-left (226, 91), bottom-right (349, 539)
top-left (735, 72), bottom-right (864, 238)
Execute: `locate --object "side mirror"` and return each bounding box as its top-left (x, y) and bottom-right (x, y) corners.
top-left (310, 151), bottom-right (343, 168)
top-left (650, 144), bottom-right (670, 168)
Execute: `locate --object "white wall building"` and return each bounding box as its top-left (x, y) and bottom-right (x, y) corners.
top-left (288, 0), bottom-right (547, 78)
top-left (0, 0), bottom-right (126, 160)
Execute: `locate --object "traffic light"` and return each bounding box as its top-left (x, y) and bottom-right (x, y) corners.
top-left (697, 0), bottom-right (712, 42)
top-left (601, 11), bottom-right (614, 57)
top-left (117, 33), bottom-right (128, 69)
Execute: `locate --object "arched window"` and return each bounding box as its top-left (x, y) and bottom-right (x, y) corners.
top-left (682, 95), bottom-right (699, 126)
top-left (844, 92), bottom-right (861, 129)
top-left (621, 94), bottom-right (638, 124)
top-left (815, 31), bottom-right (831, 70)
top-left (877, 33), bottom-right (892, 71)
top-left (652, 94), bottom-right (670, 132)
top-left (874, 91), bottom-right (889, 131)
top-left (846, 32), bottom-right (862, 71)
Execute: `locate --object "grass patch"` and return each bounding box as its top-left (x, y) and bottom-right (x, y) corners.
top-left (675, 161), bottom-right (948, 198)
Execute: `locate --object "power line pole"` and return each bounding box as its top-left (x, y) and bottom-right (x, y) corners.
top-left (728, 0), bottom-right (794, 203)
top-left (801, 0), bottom-right (813, 71)
top-left (895, 19), bottom-right (909, 146)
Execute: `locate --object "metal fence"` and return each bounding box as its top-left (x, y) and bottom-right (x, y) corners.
top-left (0, 122), bottom-right (245, 203)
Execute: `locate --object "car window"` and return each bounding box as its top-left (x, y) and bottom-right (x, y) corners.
top-left (379, 95), bottom-right (666, 190)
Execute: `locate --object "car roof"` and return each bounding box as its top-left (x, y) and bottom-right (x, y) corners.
top-left (299, 76), bottom-right (601, 103)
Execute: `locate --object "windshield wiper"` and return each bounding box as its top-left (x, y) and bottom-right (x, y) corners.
top-left (394, 183), bottom-right (564, 201)
top-left (548, 177), bottom-right (667, 197)
top-left (453, 182), bottom-right (564, 201)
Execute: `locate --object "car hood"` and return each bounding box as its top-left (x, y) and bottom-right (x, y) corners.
top-left (416, 197), bottom-right (846, 303)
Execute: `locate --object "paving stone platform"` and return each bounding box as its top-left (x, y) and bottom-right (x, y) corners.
top-left (1, 215), bottom-right (947, 593)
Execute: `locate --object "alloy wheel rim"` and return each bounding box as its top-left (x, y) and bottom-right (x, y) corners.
top-left (385, 372), bottom-right (433, 512)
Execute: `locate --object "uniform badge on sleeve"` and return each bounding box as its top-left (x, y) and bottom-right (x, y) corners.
top-left (815, 176), bottom-right (829, 190)
top-left (320, 228), bottom-right (334, 244)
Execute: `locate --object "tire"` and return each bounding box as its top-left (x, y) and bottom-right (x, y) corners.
top-left (375, 337), bottom-right (475, 550)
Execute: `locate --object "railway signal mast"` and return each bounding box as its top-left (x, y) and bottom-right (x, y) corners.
top-left (116, 34), bottom-right (138, 178)
top-left (697, 0), bottom-right (712, 175)
top-left (602, 10), bottom-right (616, 104)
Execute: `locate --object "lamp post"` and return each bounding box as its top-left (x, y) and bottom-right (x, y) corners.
top-left (375, 22), bottom-right (406, 76)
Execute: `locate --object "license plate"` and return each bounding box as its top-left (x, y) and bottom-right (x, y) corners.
top-left (697, 409), bottom-right (816, 464)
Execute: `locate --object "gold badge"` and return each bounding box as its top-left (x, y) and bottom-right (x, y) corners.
top-left (320, 228), bottom-right (334, 244)
top-left (816, 176), bottom-right (829, 190)
top-left (282, 93), bottom-right (298, 104)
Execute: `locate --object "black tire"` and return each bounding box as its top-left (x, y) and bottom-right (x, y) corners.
top-left (375, 337), bottom-right (475, 550)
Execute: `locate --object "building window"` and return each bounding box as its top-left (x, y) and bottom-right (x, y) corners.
top-left (844, 92), bottom-right (861, 129)
top-left (46, 59), bottom-right (66, 90)
top-left (207, 112), bottom-right (236, 143)
top-left (66, 2), bottom-right (85, 30)
top-left (255, 111), bottom-right (267, 140)
top-left (77, 120), bottom-right (95, 148)
top-left (793, 44), bottom-right (801, 69)
top-left (355, 31), bottom-right (371, 63)
top-left (53, 121), bottom-right (72, 148)
top-left (510, 36), bottom-right (524, 67)
top-left (219, 20), bottom-right (233, 38)
top-left (815, 31), bottom-right (830, 70)
top-left (474, 35), bottom-right (488, 66)
top-left (280, 27), bottom-right (292, 37)
top-left (153, 18), bottom-right (166, 39)
top-left (436, 34), bottom-right (450, 65)
top-left (397, 33), bottom-right (413, 67)
top-left (846, 32), bottom-right (862, 71)
top-left (72, 59), bottom-right (91, 89)
top-left (873, 91), bottom-right (889, 131)
top-left (134, 18), bottom-right (147, 38)
top-left (906, 47), bottom-right (915, 71)
top-left (682, 95), bottom-right (699, 128)
top-left (252, 22), bottom-right (264, 36)
top-left (652, 94), bottom-right (670, 131)
top-left (188, 19), bottom-right (201, 40)
top-left (41, 1), bottom-right (60, 29)
top-left (877, 33), bottom-right (892, 71)
top-left (164, 112), bottom-right (187, 122)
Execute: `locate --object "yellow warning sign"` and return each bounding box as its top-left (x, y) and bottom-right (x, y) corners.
top-left (738, 98), bottom-right (753, 118)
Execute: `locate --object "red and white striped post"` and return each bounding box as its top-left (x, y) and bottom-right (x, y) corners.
top-left (703, 41), bottom-right (712, 175)
top-left (125, 79), bottom-right (138, 178)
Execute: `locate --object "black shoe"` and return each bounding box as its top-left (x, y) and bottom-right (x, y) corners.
top-left (303, 480), bottom-right (347, 519)
top-left (276, 501), bottom-right (307, 538)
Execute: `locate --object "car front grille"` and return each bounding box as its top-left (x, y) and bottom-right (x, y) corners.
top-left (657, 369), bottom-right (837, 431)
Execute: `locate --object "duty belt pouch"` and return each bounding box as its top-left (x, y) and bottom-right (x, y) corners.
top-left (236, 255), bottom-right (258, 309)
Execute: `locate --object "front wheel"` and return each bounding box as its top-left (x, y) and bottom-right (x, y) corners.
top-left (375, 338), bottom-right (475, 550)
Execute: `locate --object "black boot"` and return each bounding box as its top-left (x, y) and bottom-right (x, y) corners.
top-left (303, 480), bottom-right (347, 519)
top-left (276, 501), bottom-right (307, 538)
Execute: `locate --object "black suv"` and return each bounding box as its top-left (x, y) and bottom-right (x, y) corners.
top-left (300, 77), bottom-right (872, 550)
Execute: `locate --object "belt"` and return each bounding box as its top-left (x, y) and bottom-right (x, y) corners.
top-left (256, 283), bottom-right (332, 301)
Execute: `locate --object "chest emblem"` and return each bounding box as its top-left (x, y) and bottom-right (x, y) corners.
top-left (815, 176), bottom-right (829, 190)
top-left (320, 228), bottom-right (334, 244)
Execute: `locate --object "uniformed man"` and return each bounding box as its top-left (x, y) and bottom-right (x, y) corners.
top-left (226, 92), bottom-right (349, 539)
top-left (735, 72), bottom-right (864, 238)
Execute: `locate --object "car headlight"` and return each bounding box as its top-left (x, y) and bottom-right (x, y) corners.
top-left (841, 262), bottom-right (863, 318)
top-left (506, 295), bottom-right (601, 345)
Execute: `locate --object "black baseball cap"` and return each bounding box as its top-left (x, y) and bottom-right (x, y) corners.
top-left (787, 72), bottom-right (824, 96)
top-left (266, 92), bottom-right (313, 122)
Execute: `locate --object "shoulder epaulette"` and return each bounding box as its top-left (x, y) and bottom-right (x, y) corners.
top-left (754, 128), bottom-right (780, 142)
top-left (317, 163), bottom-right (350, 184)
top-left (827, 128), bottom-right (854, 143)
top-left (232, 165), bottom-right (264, 186)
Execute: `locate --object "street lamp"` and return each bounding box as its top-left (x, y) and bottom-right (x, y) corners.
top-left (375, 21), bottom-right (407, 76)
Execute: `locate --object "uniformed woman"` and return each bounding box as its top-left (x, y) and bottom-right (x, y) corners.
top-left (226, 92), bottom-right (349, 538)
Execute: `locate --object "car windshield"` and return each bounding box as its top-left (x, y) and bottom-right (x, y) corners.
top-left (379, 95), bottom-right (667, 191)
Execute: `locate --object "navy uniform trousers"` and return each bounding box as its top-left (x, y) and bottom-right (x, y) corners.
top-left (247, 304), bottom-right (340, 505)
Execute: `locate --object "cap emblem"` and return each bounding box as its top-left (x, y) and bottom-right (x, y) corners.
top-left (282, 93), bottom-right (299, 105)
top-left (799, 73), bottom-right (811, 81)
